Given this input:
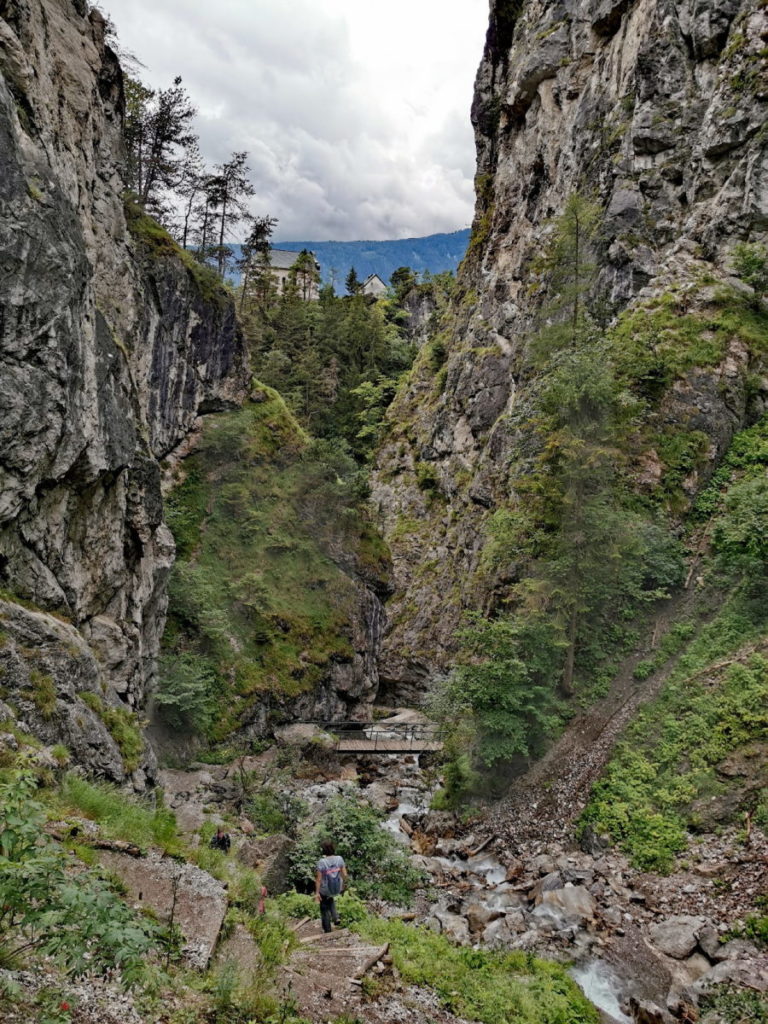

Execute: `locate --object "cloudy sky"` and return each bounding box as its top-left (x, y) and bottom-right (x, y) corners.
top-left (104, 0), bottom-right (489, 241)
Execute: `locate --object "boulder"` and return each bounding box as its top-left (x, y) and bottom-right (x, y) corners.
top-left (483, 917), bottom-right (514, 949)
top-left (238, 834), bottom-right (295, 893)
top-left (433, 910), bottom-right (470, 945)
top-left (648, 916), bottom-right (707, 960)
top-left (530, 871), bottom-right (564, 904)
top-left (530, 885), bottom-right (596, 931)
top-left (465, 901), bottom-right (503, 934)
top-left (98, 850), bottom-right (227, 968)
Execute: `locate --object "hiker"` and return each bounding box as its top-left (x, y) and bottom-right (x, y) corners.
top-left (210, 826), bottom-right (231, 853)
top-left (314, 839), bottom-right (348, 933)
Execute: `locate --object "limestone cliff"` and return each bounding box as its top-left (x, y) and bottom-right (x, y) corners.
top-left (371, 0), bottom-right (768, 700)
top-left (0, 0), bottom-right (248, 780)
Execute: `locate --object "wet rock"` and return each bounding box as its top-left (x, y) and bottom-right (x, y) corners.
top-left (530, 885), bottom-right (596, 931)
top-left (483, 917), bottom-right (514, 949)
top-left (433, 910), bottom-right (470, 944)
top-left (530, 871), bottom-right (564, 904)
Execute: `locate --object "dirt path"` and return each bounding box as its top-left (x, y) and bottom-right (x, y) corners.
top-left (482, 585), bottom-right (701, 848)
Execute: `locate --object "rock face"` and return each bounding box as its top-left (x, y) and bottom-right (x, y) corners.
top-left (371, 0), bottom-right (768, 697)
top-left (0, 0), bottom-right (247, 775)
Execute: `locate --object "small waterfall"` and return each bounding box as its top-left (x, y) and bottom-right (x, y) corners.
top-left (570, 961), bottom-right (632, 1024)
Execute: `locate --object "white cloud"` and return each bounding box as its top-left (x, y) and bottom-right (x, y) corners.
top-left (104, 0), bottom-right (487, 240)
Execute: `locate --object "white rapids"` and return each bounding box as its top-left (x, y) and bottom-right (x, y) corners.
top-left (570, 960), bottom-right (632, 1023)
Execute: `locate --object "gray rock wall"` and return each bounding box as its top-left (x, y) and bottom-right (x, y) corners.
top-left (371, 0), bottom-right (768, 699)
top-left (0, 0), bottom-right (248, 777)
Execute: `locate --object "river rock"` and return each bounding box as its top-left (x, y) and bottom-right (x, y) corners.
top-left (530, 885), bottom-right (596, 931)
top-left (465, 901), bottom-right (504, 934)
top-left (482, 917), bottom-right (514, 949)
top-left (712, 937), bottom-right (760, 961)
top-left (648, 916), bottom-right (708, 960)
top-left (693, 956), bottom-right (768, 994)
top-left (530, 871), bottom-right (564, 903)
top-left (433, 910), bottom-right (470, 944)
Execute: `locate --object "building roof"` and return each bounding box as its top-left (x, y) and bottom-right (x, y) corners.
top-left (268, 248), bottom-right (319, 270)
top-left (363, 274), bottom-right (386, 286)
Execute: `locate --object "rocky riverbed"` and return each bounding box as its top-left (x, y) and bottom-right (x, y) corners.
top-left (152, 733), bottom-right (767, 1024)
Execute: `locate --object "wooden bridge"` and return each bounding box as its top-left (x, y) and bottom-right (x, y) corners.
top-left (306, 716), bottom-right (443, 754)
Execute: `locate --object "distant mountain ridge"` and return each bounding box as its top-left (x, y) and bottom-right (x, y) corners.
top-left (229, 229), bottom-right (470, 286)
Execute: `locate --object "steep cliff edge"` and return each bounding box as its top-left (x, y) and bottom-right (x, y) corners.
top-left (0, 0), bottom-right (248, 780)
top-left (371, 0), bottom-right (768, 699)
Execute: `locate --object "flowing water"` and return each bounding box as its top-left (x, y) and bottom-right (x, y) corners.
top-left (570, 961), bottom-right (632, 1023)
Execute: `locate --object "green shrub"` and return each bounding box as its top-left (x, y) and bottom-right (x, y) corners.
top-left (154, 652), bottom-right (216, 733)
top-left (0, 769), bottom-right (158, 987)
top-left (274, 889), bottom-right (368, 926)
top-left (288, 795), bottom-right (426, 905)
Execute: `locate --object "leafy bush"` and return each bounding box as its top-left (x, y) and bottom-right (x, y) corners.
top-left (288, 795), bottom-right (426, 905)
top-left (274, 889), bottom-right (368, 926)
top-left (0, 769), bottom-right (158, 987)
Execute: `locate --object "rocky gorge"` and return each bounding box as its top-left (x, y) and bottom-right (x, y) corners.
top-left (0, 0), bottom-right (767, 1022)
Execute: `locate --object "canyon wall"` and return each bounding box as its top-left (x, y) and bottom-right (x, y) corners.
top-left (371, 0), bottom-right (768, 701)
top-left (0, 0), bottom-right (248, 780)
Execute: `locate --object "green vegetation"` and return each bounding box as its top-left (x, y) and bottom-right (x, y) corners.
top-left (433, 196), bottom-right (684, 793)
top-left (354, 918), bottom-right (598, 1024)
top-left (79, 692), bottom-right (144, 773)
top-left (0, 768), bottom-right (158, 986)
top-left (56, 774), bottom-right (180, 853)
top-left (611, 288), bottom-right (768, 405)
top-left (700, 984), bottom-right (768, 1024)
top-left (159, 391), bottom-right (388, 738)
top-left (243, 270), bottom-right (419, 461)
top-left (124, 195), bottom-right (230, 308)
top-left (288, 794), bottom-right (427, 905)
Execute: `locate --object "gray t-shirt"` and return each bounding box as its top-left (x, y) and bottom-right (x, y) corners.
top-left (316, 854), bottom-right (345, 896)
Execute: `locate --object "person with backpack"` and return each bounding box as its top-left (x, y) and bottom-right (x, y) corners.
top-left (314, 839), bottom-right (348, 932)
top-left (210, 826), bottom-right (231, 853)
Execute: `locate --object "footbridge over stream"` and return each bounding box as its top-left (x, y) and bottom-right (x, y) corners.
top-left (303, 712), bottom-right (443, 754)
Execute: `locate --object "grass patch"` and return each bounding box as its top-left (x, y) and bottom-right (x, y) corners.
top-left (581, 594), bottom-right (768, 871)
top-left (353, 918), bottom-right (598, 1024)
top-left (611, 289), bottom-right (768, 404)
top-left (55, 774), bottom-right (180, 853)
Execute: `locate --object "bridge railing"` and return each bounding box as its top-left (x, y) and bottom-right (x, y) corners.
top-left (297, 720), bottom-right (442, 751)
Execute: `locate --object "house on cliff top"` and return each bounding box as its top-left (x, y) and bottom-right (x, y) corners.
top-left (269, 248), bottom-right (321, 300)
